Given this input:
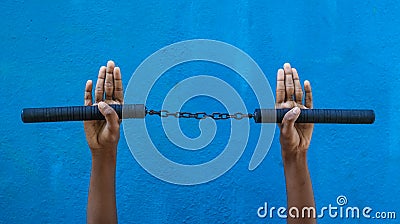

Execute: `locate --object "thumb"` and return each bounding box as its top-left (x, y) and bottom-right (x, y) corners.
top-left (98, 102), bottom-right (120, 132)
top-left (281, 107), bottom-right (301, 136)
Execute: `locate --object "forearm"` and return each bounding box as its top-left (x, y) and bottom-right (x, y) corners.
top-left (87, 150), bottom-right (117, 224)
top-left (283, 150), bottom-right (316, 224)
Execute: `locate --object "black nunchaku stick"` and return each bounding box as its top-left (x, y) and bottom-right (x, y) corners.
top-left (21, 104), bottom-right (375, 124)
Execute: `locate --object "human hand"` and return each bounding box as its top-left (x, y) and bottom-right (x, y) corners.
top-left (275, 63), bottom-right (313, 160)
top-left (84, 60), bottom-right (123, 153)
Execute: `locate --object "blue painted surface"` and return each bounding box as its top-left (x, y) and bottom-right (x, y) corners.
top-left (1, 0), bottom-right (399, 223)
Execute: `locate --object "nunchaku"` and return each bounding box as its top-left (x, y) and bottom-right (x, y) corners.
top-left (21, 104), bottom-right (375, 124)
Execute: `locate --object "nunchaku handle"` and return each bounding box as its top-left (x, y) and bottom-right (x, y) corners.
top-left (253, 109), bottom-right (375, 124)
top-left (21, 105), bottom-right (375, 124)
top-left (21, 104), bottom-right (145, 123)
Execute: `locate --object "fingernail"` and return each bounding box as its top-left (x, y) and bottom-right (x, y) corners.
top-left (98, 102), bottom-right (106, 109)
top-left (293, 107), bottom-right (300, 114)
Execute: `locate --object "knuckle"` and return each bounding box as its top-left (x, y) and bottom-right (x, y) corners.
top-left (103, 107), bottom-right (114, 116)
top-left (286, 87), bottom-right (294, 94)
top-left (277, 89), bottom-right (285, 95)
top-left (105, 87), bottom-right (113, 93)
top-left (286, 84), bottom-right (294, 88)
top-left (283, 113), bottom-right (294, 122)
top-left (104, 81), bottom-right (113, 88)
top-left (287, 68), bottom-right (294, 75)
top-left (281, 126), bottom-right (287, 135)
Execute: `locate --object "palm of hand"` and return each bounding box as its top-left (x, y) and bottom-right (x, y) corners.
top-left (276, 102), bottom-right (313, 152)
top-left (84, 100), bottom-right (121, 150)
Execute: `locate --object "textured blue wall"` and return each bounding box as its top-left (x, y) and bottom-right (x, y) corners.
top-left (1, 0), bottom-right (399, 223)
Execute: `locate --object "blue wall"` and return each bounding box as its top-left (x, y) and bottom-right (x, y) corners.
top-left (1, 0), bottom-right (399, 223)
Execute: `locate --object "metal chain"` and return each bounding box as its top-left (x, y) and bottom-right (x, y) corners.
top-left (147, 109), bottom-right (253, 120)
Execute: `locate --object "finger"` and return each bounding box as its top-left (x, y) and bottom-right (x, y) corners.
top-left (284, 63), bottom-right (294, 101)
top-left (98, 102), bottom-right (120, 133)
top-left (84, 80), bottom-right (93, 106)
top-left (292, 68), bottom-right (303, 104)
top-left (276, 69), bottom-right (285, 104)
top-left (304, 80), bottom-right (313, 109)
top-left (95, 66), bottom-right (106, 103)
top-left (113, 67), bottom-right (123, 103)
top-left (281, 107), bottom-right (301, 137)
top-left (105, 60), bottom-right (115, 101)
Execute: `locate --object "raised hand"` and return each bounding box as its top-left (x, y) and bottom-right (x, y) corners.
top-left (85, 60), bottom-right (122, 224)
top-left (276, 63), bottom-right (316, 224)
top-left (275, 63), bottom-right (313, 158)
top-left (84, 60), bottom-right (123, 152)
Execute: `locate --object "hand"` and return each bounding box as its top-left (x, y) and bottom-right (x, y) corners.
top-left (84, 60), bottom-right (123, 153)
top-left (275, 63), bottom-right (313, 159)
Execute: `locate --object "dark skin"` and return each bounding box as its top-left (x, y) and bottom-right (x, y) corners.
top-left (84, 61), bottom-right (315, 224)
top-left (84, 60), bottom-right (121, 224)
top-left (277, 63), bottom-right (315, 224)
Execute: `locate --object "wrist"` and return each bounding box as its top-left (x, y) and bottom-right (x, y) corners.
top-left (282, 149), bottom-right (310, 187)
top-left (91, 147), bottom-right (117, 163)
top-left (281, 149), bottom-right (307, 166)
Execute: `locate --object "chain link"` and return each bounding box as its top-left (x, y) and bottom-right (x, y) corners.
top-left (147, 109), bottom-right (253, 120)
